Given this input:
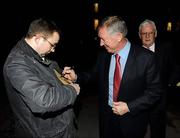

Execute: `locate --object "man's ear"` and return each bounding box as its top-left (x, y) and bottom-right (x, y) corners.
top-left (138, 32), bottom-right (142, 39)
top-left (116, 32), bottom-right (123, 42)
top-left (155, 32), bottom-right (157, 38)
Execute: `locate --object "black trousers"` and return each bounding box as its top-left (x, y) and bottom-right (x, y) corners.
top-left (99, 105), bottom-right (146, 138)
top-left (149, 92), bottom-right (167, 138)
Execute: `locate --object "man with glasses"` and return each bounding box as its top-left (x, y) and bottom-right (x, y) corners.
top-left (3, 18), bottom-right (80, 138)
top-left (42, 36), bottom-right (56, 51)
top-left (138, 19), bottom-right (178, 138)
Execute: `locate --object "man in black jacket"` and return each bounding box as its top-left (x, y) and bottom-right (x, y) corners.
top-left (138, 19), bottom-right (179, 138)
top-left (3, 18), bottom-right (80, 138)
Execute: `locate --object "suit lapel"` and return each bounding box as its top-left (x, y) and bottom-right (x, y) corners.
top-left (103, 53), bottom-right (111, 103)
top-left (119, 45), bottom-right (136, 97)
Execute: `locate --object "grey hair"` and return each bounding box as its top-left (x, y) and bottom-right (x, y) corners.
top-left (98, 16), bottom-right (128, 37)
top-left (138, 19), bottom-right (157, 36)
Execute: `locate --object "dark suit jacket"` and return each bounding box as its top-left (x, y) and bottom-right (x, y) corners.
top-left (155, 41), bottom-right (178, 87)
top-left (149, 41), bottom-right (179, 113)
top-left (78, 44), bottom-right (162, 134)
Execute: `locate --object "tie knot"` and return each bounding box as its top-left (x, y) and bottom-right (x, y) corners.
top-left (115, 54), bottom-right (120, 62)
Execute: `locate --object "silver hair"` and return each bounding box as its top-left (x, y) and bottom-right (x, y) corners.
top-left (98, 16), bottom-right (128, 37)
top-left (138, 19), bottom-right (157, 36)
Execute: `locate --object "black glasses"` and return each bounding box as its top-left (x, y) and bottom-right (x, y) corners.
top-left (42, 36), bottom-right (56, 49)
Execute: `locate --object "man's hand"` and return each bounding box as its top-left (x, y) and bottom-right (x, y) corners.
top-left (62, 67), bottom-right (77, 82)
top-left (112, 101), bottom-right (130, 116)
top-left (69, 83), bottom-right (80, 95)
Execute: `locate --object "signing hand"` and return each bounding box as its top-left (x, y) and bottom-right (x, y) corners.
top-left (62, 67), bottom-right (77, 82)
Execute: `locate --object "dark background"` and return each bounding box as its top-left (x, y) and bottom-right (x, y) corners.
top-left (1, 2), bottom-right (180, 93)
top-left (0, 2), bottom-right (180, 136)
top-left (1, 2), bottom-right (180, 100)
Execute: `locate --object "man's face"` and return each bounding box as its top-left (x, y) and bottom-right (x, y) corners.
top-left (98, 27), bottom-right (120, 53)
top-left (40, 32), bottom-right (60, 56)
top-left (139, 24), bottom-right (156, 47)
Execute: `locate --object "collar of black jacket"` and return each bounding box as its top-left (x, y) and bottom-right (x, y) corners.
top-left (18, 37), bottom-right (51, 66)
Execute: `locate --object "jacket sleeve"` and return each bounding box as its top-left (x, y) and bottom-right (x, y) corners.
top-left (5, 58), bottom-right (77, 114)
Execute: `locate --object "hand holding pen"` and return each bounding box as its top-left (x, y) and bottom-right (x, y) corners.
top-left (62, 66), bottom-right (80, 95)
top-left (62, 66), bottom-right (77, 83)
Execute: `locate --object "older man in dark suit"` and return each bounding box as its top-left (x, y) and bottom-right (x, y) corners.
top-left (138, 19), bottom-right (178, 138)
top-left (63, 16), bottom-right (162, 138)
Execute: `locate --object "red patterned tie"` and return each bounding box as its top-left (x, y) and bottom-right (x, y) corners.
top-left (113, 54), bottom-right (121, 102)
